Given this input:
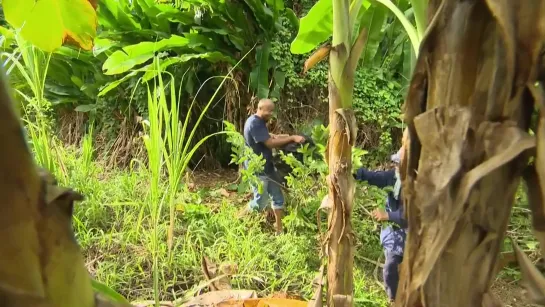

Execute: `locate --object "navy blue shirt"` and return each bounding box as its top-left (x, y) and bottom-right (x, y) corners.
top-left (243, 115), bottom-right (274, 175)
top-left (355, 168), bottom-right (407, 255)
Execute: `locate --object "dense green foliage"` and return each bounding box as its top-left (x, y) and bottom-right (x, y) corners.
top-left (0, 1), bottom-right (538, 305)
top-left (2, 0), bottom-right (411, 166)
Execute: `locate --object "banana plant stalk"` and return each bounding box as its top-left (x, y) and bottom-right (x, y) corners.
top-left (324, 0), bottom-right (368, 305)
top-left (397, 1), bottom-right (545, 306)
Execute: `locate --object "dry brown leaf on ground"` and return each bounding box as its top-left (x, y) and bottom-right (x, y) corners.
top-left (219, 188), bottom-right (231, 198)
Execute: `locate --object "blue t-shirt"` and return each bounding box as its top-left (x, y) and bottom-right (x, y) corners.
top-left (243, 115), bottom-right (274, 175)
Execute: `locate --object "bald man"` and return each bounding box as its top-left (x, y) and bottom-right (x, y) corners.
top-left (243, 99), bottom-right (305, 234)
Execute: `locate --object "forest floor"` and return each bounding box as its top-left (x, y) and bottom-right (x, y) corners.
top-left (492, 278), bottom-right (535, 307)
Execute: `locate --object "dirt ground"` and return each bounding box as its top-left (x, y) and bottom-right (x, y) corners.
top-left (492, 279), bottom-right (536, 307)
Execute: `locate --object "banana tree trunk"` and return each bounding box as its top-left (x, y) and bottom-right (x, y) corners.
top-left (397, 1), bottom-right (545, 306)
top-left (325, 1), bottom-right (369, 305)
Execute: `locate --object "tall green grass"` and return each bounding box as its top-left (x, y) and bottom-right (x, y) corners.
top-left (3, 33), bottom-right (131, 303)
top-left (140, 57), bottom-right (242, 305)
top-left (1, 35), bottom-right (63, 177)
top-left (52, 143), bottom-right (389, 306)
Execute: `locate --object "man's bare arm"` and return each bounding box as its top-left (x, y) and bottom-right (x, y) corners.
top-left (264, 135), bottom-right (304, 149)
top-left (270, 134), bottom-right (289, 140)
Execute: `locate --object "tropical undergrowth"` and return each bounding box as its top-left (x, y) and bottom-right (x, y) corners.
top-left (22, 119), bottom-right (534, 306)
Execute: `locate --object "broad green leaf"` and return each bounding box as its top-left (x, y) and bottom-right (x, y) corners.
top-left (141, 52), bottom-right (234, 81)
top-left (193, 26), bottom-right (230, 36)
top-left (270, 70), bottom-right (286, 99)
top-left (375, 0), bottom-right (420, 54)
top-left (135, 0), bottom-right (170, 33)
top-left (158, 11), bottom-right (195, 25)
top-left (92, 38), bottom-right (119, 57)
top-left (185, 33), bottom-right (215, 50)
top-left (45, 84), bottom-right (83, 97)
top-left (383, 29), bottom-right (407, 71)
top-left (3, 0), bottom-right (98, 52)
top-left (54, 47), bottom-right (94, 63)
top-left (98, 71), bottom-right (139, 97)
top-left (47, 61), bottom-right (74, 84)
top-left (91, 279), bottom-right (130, 304)
top-left (102, 35), bottom-right (189, 75)
top-left (98, 0), bottom-right (141, 31)
top-left (410, 0), bottom-right (428, 37)
top-left (285, 9), bottom-right (300, 32)
top-left (243, 0), bottom-right (275, 35)
top-left (290, 0), bottom-right (368, 54)
top-left (290, 0), bottom-right (332, 54)
top-left (0, 26), bottom-right (15, 48)
top-left (266, 0), bottom-right (285, 18)
top-left (250, 42), bottom-right (271, 99)
top-left (74, 104), bottom-right (97, 113)
top-left (351, 1), bottom-right (372, 43)
top-left (401, 40), bottom-right (413, 82)
top-left (359, 4), bottom-right (388, 64)
top-left (70, 76), bottom-right (84, 88)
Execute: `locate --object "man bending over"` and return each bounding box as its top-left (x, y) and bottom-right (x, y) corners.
top-left (243, 98), bottom-right (305, 234)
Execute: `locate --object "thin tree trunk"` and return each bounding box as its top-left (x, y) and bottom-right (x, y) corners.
top-left (397, 1), bottom-right (545, 306)
top-left (325, 0), bottom-right (369, 305)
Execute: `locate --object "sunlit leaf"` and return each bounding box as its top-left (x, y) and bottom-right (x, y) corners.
top-left (98, 0), bottom-right (141, 31)
top-left (92, 38), bottom-right (119, 57)
top-left (98, 71), bottom-right (139, 97)
top-left (91, 279), bottom-right (130, 304)
top-left (3, 0), bottom-right (98, 52)
top-left (290, 0), bottom-right (332, 54)
top-left (102, 35), bottom-right (189, 75)
top-left (290, 0), bottom-right (370, 54)
top-left (141, 52), bottom-right (235, 81)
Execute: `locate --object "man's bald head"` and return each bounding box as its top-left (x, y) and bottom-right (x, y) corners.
top-left (258, 98), bottom-right (274, 110)
top-left (256, 98), bottom-right (275, 121)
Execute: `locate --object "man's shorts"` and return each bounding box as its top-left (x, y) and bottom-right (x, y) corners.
top-left (248, 173), bottom-right (285, 211)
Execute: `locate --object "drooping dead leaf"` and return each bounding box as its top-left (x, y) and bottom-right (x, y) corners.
top-left (303, 45), bottom-right (331, 74)
top-left (181, 290), bottom-right (257, 306)
top-left (528, 83), bottom-right (545, 254)
top-left (219, 188), bottom-right (231, 198)
top-left (201, 256), bottom-right (235, 291)
top-left (512, 240), bottom-right (545, 305)
top-left (307, 265), bottom-right (325, 307)
top-left (219, 298), bottom-right (308, 307)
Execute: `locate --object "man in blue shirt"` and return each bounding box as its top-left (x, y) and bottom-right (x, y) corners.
top-left (354, 129), bottom-right (408, 302)
top-left (243, 99), bottom-right (305, 234)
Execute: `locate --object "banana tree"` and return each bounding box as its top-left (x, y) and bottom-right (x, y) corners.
top-left (292, 0), bottom-right (389, 304)
top-left (397, 0), bottom-right (545, 306)
top-left (292, 0), bottom-right (427, 80)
